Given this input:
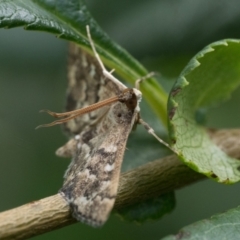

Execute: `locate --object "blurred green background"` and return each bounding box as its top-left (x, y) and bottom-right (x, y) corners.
top-left (1, 0), bottom-right (240, 239)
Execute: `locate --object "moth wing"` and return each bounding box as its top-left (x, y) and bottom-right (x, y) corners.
top-left (60, 100), bottom-right (138, 226)
top-left (57, 45), bottom-right (137, 226)
top-left (63, 43), bottom-right (126, 136)
top-left (57, 43), bottom-right (127, 158)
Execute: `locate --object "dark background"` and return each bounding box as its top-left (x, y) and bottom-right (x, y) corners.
top-left (1, 0), bottom-right (240, 239)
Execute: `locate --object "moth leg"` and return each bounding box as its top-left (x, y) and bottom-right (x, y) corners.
top-left (135, 72), bottom-right (159, 90)
top-left (86, 26), bottom-right (159, 92)
top-left (138, 118), bottom-right (177, 153)
top-left (86, 25), bottom-right (126, 89)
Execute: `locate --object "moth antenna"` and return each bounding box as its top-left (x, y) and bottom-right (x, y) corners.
top-left (86, 25), bottom-right (126, 89)
top-left (36, 95), bottom-right (120, 129)
top-left (135, 72), bottom-right (159, 90)
top-left (36, 111), bottom-right (92, 129)
top-left (39, 109), bottom-right (71, 118)
top-left (39, 95), bottom-right (119, 120)
top-left (138, 118), bottom-right (177, 154)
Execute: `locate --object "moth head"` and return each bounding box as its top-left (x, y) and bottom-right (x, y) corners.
top-left (119, 88), bottom-right (142, 113)
top-left (132, 88), bottom-right (142, 102)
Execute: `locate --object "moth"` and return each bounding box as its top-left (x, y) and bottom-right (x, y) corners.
top-left (38, 26), bottom-right (171, 227)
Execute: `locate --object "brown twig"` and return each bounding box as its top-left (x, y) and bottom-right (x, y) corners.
top-left (0, 129), bottom-right (240, 240)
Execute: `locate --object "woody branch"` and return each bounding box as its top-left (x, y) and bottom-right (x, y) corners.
top-left (0, 129), bottom-right (240, 240)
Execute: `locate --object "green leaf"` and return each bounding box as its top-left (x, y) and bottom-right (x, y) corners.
top-left (168, 39), bottom-right (240, 183)
top-left (161, 205), bottom-right (240, 240)
top-left (0, 0), bottom-right (168, 126)
top-left (116, 192), bottom-right (175, 224)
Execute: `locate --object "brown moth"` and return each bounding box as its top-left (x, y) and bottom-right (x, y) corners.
top-left (38, 26), bottom-right (171, 227)
top-left (58, 47), bottom-right (141, 227)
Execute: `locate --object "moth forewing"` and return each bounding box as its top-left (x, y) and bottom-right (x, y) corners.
top-left (60, 90), bottom-right (141, 226)
top-left (63, 43), bottom-right (127, 136)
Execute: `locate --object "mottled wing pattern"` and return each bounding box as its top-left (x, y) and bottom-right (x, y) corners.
top-left (56, 43), bottom-right (125, 157)
top-left (65, 44), bottom-right (125, 134)
top-left (57, 44), bottom-right (138, 226)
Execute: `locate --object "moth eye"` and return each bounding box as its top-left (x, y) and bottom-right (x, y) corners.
top-left (117, 113), bottom-right (122, 118)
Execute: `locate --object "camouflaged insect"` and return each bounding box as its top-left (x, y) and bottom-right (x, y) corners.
top-left (56, 43), bottom-right (142, 227)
